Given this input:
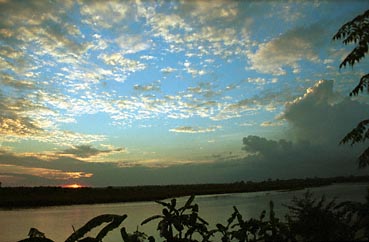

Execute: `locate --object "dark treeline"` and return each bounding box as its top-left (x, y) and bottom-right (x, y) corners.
top-left (1, 175), bottom-right (369, 209)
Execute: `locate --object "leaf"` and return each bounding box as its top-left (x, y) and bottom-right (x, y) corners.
top-left (259, 210), bottom-right (266, 220)
top-left (96, 215), bottom-right (127, 241)
top-left (170, 198), bottom-right (177, 210)
top-left (141, 215), bottom-right (163, 225)
top-left (65, 214), bottom-right (127, 242)
top-left (183, 195), bottom-right (195, 209)
top-left (216, 223), bottom-right (226, 231)
top-left (358, 146), bottom-right (369, 168)
top-left (120, 227), bottom-right (130, 242)
top-left (340, 119), bottom-right (369, 146)
top-left (155, 200), bottom-right (171, 208)
top-left (197, 215), bottom-right (209, 225)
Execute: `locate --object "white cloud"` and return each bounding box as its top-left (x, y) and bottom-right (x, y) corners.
top-left (161, 67), bottom-right (177, 73)
top-left (99, 53), bottom-right (146, 73)
top-left (79, 1), bottom-right (129, 28)
top-left (247, 25), bottom-right (324, 75)
top-left (133, 82), bottom-right (161, 92)
top-left (260, 121), bottom-right (284, 127)
top-left (169, 125), bottom-right (222, 134)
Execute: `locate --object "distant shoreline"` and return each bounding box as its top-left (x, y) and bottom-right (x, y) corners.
top-left (1, 175), bottom-right (368, 209)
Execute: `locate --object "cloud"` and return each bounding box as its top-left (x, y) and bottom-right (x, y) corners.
top-left (236, 80), bottom-right (369, 178)
top-left (115, 34), bottom-right (150, 55)
top-left (1, 74), bottom-right (35, 89)
top-left (133, 82), bottom-right (161, 92)
top-left (248, 24), bottom-right (325, 75)
top-left (181, 1), bottom-right (238, 24)
top-left (0, 164), bottom-right (93, 180)
top-left (161, 67), bottom-right (177, 73)
top-left (169, 125), bottom-right (221, 134)
top-left (241, 135), bottom-right (362, 179)
top-left (260, 121), bottom-right (284, 127)
top-left (0, 148), bottom-right (95, 186)
top-left (79, 1), bottom-right (129, 29)
top-left (0, 93), bottom-right (43, 137)
top-left (99, 53), bottom-right (146, 74)
top-left (58, 145), bottom-right (124, 159)
top-left (211, 88), bottom-right (291, 121)
top-left (281, 80), bottom-right (369, 144)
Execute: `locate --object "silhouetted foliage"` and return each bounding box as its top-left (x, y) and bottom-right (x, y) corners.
top-left (333, 9), bottom-right (369, 167)
top-left (341, 119), bottom-right (369, 167)
top-left (65, 214), bottom-right (127, 242)
top-left (285, 191), bottom-right (356, 241)
top-left (216, 202), bottom-right (291, 242)
top-left (120, 227), bottom-right (154, 242)
top-left (141, 195), bottom-right (212, 242)
top-left (333, 9), bottom-right (369, 96)
top-left (17, 190), bottom-right (369, 242)
top-left (18, 228), bottom-right (54, 242)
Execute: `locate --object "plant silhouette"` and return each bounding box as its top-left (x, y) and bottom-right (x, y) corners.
top-left (65, 214), bottom-right (127, 242)
top-left (333, 9), bottom-right (369, 167)
top-left (141, 195), bottom-right (212, 242)
top-left (17, 191), bottom-right (369, 242)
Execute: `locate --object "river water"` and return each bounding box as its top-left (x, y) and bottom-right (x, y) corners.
top-left (1, 183), bottom-right (368, 242)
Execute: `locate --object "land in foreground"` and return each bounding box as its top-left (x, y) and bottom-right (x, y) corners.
top-left (1, 175), bottom-right (369, 209)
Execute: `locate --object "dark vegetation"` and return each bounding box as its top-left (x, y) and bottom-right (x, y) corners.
top-left (1, 175), bottom-right (369, 209)
top-left (333, 9), bottom-right (369, 167)
top-left (18, 189), bottom-right (369, 242)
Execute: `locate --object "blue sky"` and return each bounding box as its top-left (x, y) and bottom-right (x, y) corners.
top-left (1, 0), bottom-right (369, 187)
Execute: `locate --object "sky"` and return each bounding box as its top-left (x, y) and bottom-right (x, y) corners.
top-left (1, 0), bottom-right (369, 187)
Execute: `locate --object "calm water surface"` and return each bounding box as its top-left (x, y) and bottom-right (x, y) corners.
top-left (1, 183), bottom-right (368, 242)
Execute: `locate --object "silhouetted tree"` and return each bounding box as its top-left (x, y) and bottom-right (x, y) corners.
top-left (333, 9), bottom-right (369, 167)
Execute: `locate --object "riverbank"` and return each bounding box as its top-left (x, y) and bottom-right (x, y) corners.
top-left (1, 175), bottom-right (368, 209)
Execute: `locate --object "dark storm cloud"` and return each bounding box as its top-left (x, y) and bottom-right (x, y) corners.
top-left (238, 80), bottom-right (369, 179)
top-left (282, 80), bottom-right (369, 144)
top-left (241, 135), bottom-right (363, 179)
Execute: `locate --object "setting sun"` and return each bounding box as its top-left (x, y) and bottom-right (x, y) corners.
top-left (62, 184), bottom-right (83, 189)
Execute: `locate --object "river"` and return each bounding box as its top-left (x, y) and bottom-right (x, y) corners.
top-left (1, 182), bottom-right (368, 242)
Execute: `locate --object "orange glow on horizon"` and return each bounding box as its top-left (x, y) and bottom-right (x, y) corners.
top-left (62, 183), bottom-right (84, 189)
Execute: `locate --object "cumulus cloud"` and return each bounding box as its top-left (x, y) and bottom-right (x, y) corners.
top-left (248, 24), bottom-right (325, 75)
top-left (282, 80), bottom-right (369, 144)
top-left (238, 80), bottom-right (369, 178)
